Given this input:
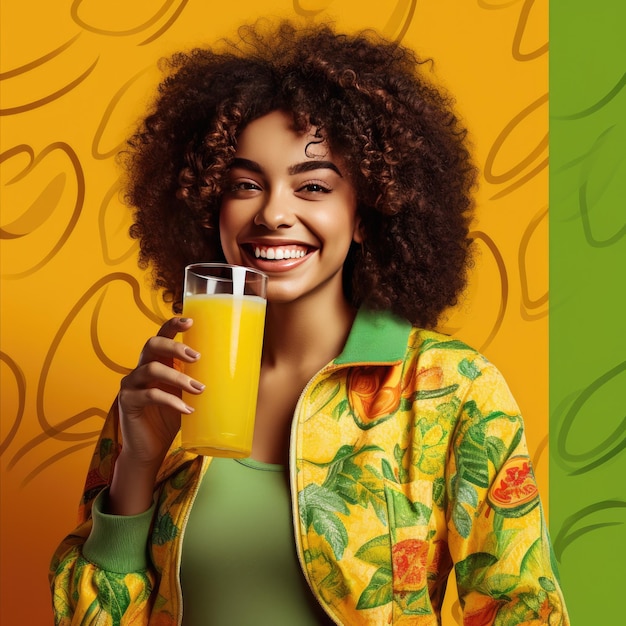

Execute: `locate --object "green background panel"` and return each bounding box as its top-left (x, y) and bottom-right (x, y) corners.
top-left (550, 1), bottom-right (625, 624)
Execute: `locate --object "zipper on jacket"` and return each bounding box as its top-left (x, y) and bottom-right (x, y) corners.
top-left (289, 362), bottom-right (344, 626)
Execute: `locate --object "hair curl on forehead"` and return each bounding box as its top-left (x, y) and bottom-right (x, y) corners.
top-left (122, 20), bottom-right (477, 328)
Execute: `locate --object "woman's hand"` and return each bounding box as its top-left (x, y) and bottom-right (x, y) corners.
top-left (117, 316), bottom-right (204, 467)
top-left (108, 317), bottom-right (204, 515)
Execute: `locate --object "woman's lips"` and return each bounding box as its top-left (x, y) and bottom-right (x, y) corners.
top-left (241, 243), bottom-right (314, 271)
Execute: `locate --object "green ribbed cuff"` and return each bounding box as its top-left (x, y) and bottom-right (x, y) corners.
top-left (83, 488), bottom-right (155, 573)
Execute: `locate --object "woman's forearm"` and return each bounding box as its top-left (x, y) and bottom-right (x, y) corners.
top-left (107, 452), bottom-right (160, 515)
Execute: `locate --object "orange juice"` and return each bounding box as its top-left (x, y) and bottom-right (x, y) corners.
top-left (181, 293), bottom-right (266, 457)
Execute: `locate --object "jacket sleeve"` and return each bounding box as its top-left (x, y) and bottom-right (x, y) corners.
top-left (49, 401), bottom-right (157, 626)
top-left (446, 358), bottom-right (569, 625)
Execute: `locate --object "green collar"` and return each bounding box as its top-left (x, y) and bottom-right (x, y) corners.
top-left (334, 309), bottom-right (412, 366)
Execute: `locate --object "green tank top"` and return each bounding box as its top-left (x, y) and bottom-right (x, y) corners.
top-left (181, 457), bottom-right (335, 625)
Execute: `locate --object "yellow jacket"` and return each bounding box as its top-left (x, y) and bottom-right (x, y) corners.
top-left (50, 309), bottom-right (569, 625)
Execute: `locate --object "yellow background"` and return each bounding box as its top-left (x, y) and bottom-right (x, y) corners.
top-left (0, 1), bottom-right (548, 623)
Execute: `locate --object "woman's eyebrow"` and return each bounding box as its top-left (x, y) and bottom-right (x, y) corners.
top-left (230, 157), bottom-right (263, 173)
top-left (288, 161), bottom-right (343, 177)
top-left (230, 157), bottom-right (343, 177)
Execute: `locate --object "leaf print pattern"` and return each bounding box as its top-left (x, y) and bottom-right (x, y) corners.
top-left (356, 565), bottom-right (393, 610)
top-left (354, 535), bottom-right (396, 610)
top-left (303, 542), bottom-right (350, 603)
top-left (307, 374), bottom-right (342, 418)
top-left (51, 324), bottom-right (568, 625)
top-left (411, 419), bottom-right (448, 475)
top-left (419, 337), bottom-right (474, 354)
top-left (93, 570), bottom-right (132, 626)
top-left (308, 444), bottom-right (387, 524)
top-left (455, 552), bottom-right (500, 597)
top-left (299, 484), bottom-right (350, 560)
top-left (295, 331), bottom-right (568, 624)
top-left (152, 512), bottom-right (179, 546)
top-left (458, 357), bottom-right (482, 381)
top-left (52, 551), bottom-right (154, 626)
top-left (384, 485), bottom-right (432, 531)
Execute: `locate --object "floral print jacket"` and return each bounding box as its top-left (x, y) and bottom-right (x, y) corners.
top-left (50, 309), bottom-right (569, 625)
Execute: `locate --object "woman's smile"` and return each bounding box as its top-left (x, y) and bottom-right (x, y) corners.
top-left (253, 245), bottom-right (308, 261)
top-left (237, 238), bottom-right (315, 273)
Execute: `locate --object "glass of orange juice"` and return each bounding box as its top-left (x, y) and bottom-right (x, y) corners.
top-left (180, 263), bottom-right (267, 457)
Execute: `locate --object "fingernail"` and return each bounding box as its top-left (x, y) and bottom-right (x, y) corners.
top-left (183, 404), bottom-right (195, 414)
top-left (190, 380), bottom-right (205, 391)
top-left (184, 347), bottom-right (200, 359)
top-left (179, 317), bottom-right (190, 323)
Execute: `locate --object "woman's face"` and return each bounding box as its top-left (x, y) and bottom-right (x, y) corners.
top-left (219, 110), bottom-right (361, 306)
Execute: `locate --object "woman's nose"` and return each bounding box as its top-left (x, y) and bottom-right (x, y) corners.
top-left (253, 189), bottom-right (295, 230)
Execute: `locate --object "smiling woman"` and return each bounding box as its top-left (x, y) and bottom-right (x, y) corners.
top-left (49, 19), bottom-right (569, 626)
top-left (123, 21), bottom-right (474, 329)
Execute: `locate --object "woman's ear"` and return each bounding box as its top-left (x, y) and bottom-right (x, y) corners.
top-left (352, 215), bottom-right (364, 244)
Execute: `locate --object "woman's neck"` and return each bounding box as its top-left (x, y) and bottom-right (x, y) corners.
top-left (251, 282), bottom-right (357, 464)
top-left (262, 292), bottom-right (356, 376)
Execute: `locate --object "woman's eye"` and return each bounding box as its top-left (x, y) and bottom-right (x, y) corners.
top-left (229, 180), bottom-right (261, 193)
top-left (299, 182), bottom-right (331, 194)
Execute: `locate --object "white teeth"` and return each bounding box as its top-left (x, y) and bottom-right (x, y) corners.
top-left (253, 246), bottom-right (307, 260)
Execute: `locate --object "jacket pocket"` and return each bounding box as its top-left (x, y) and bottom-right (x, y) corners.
top-left (383, 478), bottom-right (442, 624)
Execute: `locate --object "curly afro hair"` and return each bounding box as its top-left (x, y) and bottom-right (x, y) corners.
top-left (122, 20), bottom-right (477, 328)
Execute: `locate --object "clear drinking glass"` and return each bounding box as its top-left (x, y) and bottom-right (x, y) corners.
top-left (180, 263), bottom-right (267, 457)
